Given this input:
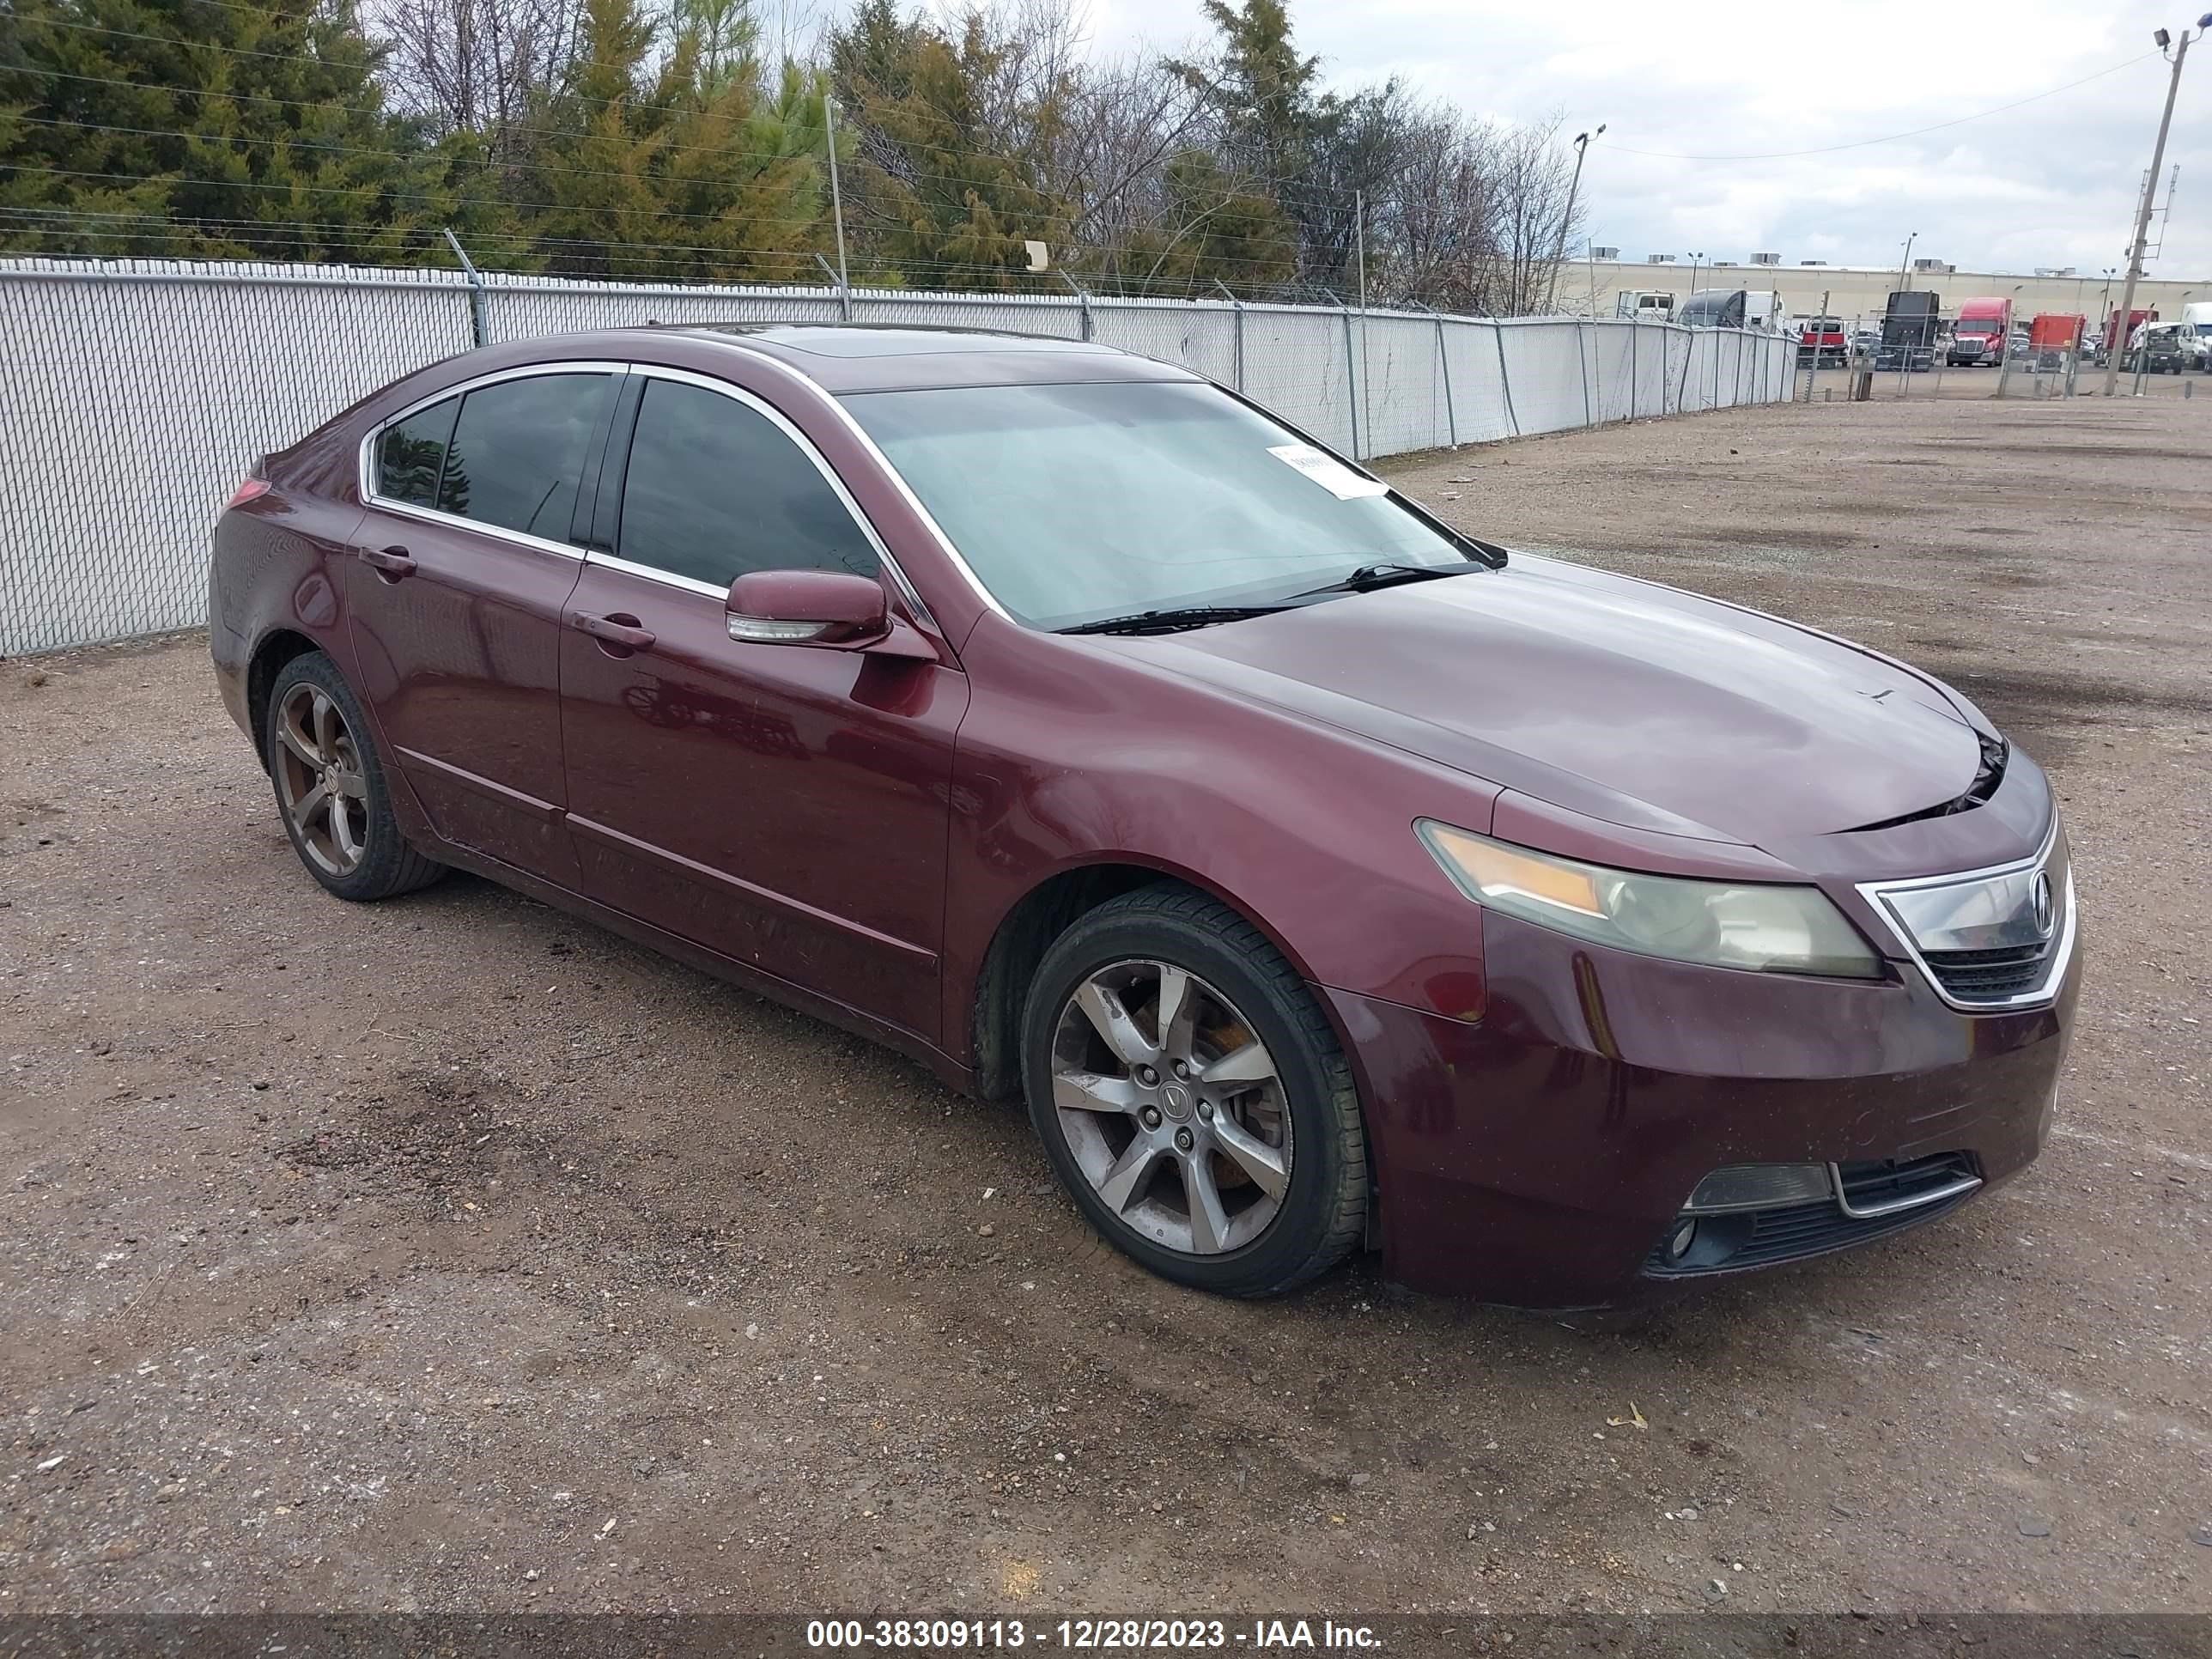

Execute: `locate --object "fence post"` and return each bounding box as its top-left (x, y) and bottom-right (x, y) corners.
top-left (1418, 303), bottom-right (1459, 447)
top-left (1213, 281), bottom-right (1246, 392)
top-left (1340, 305), bottom-right (1363, 459)
top-left (811, 252), bottom-right (853, 322)
top-left (1577, 319), bottom-right (1594, 427)
top-left (1059, 270), bottom-right (1092, 342)
top-left (442, 227), bottom-right (488, 348)
top-left (1492, 321), bottom-right (1522, 438)
top-left (1629, 319), bottom-right (1639, 419)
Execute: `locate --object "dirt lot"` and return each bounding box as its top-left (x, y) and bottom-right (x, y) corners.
top-left (3, 394), bottom-right (2208, 1621)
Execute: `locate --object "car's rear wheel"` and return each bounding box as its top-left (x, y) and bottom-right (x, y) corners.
top-left (264, 651), bottom-right (446, 902)
top-left (1021, 885), bottom-right (1367, 1297)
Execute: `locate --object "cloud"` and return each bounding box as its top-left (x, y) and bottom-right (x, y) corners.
top-left (1081, 0), bottom-right (2212, 275)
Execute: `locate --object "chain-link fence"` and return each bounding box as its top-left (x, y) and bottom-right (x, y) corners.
top-left (0, 258), bottom-right (1796, 656)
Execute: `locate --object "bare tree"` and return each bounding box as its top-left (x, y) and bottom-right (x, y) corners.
top-left (370, 0), bottom-right (586, 149)
top-left (1480, 114), bottom-right (1579, 315)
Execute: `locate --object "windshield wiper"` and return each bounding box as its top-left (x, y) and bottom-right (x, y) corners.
top-left (1289, 561), bottom-right (1483, 600)
top-left (1058, 604), bottom-right (1293, 636)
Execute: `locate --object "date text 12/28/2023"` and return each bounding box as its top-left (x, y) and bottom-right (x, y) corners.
top-left (805, 1620), bottom-right (1383, 1650)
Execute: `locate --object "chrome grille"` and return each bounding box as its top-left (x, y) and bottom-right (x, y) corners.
top-left (1921, 942), bottom-right (2054, 1000)
top-left (1858, 817), bottom-right (2074, 1012)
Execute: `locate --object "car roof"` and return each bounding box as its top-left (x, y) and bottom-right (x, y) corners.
top-left (657, 323), bottom-right (1206, 394)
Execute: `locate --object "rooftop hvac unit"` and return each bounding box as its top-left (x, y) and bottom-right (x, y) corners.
top-left (2033, 266), bottom-right (2078, 277)
top-left (1751, 252), bottom-right (1781, 265)
top-left (1912, 257), bottom-right (1952, 273)
top-left (1589, 246), bottom-right (1620, 259)
top-left (1800, 259), bottom-right (1828, 266)
top-left (1647, 252), bottom-right (1677, 263)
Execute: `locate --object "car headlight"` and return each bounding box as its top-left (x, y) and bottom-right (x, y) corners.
top-left (1414, 819), bottom-right (1882, 979)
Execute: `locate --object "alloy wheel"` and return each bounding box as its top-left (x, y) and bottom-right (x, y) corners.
top-left (273, 681), bottom-right (370, 878)
top-left (1048, 958), bottom-right (1292, 1255)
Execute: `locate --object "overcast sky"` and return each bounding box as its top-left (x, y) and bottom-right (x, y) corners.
top-left (1066, 0), bottom-right (2212, 277)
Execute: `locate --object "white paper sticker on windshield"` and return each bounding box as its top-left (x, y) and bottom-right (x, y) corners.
top-left (1267, 442), bottom-right (1389, 500)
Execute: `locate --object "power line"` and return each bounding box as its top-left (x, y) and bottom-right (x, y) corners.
top-left (0, 205), bottom-right (1313, 290)
top-left (1595, 52), bottom-right (2158, 161)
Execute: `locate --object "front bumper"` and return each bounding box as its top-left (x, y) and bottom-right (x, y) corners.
top-left (1328, 910), bottom-right (2076, 1306)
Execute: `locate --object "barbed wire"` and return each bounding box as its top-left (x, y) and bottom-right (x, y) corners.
top-left (0, 204), bottom-right (1336, 294)
top-left (6, 158), bottom-right (1324, 281)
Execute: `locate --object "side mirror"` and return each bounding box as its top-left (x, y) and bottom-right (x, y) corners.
top-left (725, 568), bottom-right (936, 660)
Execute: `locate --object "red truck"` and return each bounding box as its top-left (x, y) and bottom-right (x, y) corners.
top-left (2103, 307), bottom-right (2156, 363)
top-left (1795, 314), bottom-right (1848, 367)
top-left (1946, 296), bottom-right (2011, 367)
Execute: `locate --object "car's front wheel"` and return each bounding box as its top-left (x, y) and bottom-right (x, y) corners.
top-left (1021, 886), bottom-right (1368, 1297)
top-left (264, 651), bottom-right (446, 902)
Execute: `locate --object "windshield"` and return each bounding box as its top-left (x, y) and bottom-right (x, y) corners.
top-left (842, 380), bottom-right (1476, 630)
top-left (1955, 318), bottom-right (2000, 336)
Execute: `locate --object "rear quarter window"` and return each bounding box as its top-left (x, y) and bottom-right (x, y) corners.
top-left (374, 397), bottom-right (459, 507)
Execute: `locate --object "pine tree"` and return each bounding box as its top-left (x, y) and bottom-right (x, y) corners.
top-left (1171, 0), bottom-right (1318, 186)
top-left (841, 13), bottom-right (1072, 291)
top-left (524, 0), bottom-right (833, 283)
top-left (0, 0), bottom-right (466, 259)
top-left (1106, 149), bottom-right (1296, 296)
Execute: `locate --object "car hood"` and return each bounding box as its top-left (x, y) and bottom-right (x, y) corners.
top-left (1123, 555), bottom-right (1985, 846)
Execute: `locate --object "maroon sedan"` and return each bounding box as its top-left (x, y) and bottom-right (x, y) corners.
top-left (209, 326), bottom-right (2078, 1304)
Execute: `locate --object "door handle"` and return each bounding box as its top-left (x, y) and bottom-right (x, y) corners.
top-left (570, 611), bottom-right (656, 651)
top-left (360, 544), bottom-right (416, 578)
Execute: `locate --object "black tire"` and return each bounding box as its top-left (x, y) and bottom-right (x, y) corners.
top-left (264, 650), bottom-right (447, 902)
top-left (1021, 884), bottom-right (1368, 1297)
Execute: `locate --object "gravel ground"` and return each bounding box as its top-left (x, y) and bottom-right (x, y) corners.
top-left (2, 394), bottom-right (2208, 1620)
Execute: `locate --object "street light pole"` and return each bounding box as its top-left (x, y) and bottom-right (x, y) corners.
top-left (1896, 230), bottom-right (1917, 292)
top-left (1687, 251), bottom-right (1705, 295)
top-left (1546, 125), bottom-right (1604, 313)
top-left (2105, 20), bottom-right (2204, 395)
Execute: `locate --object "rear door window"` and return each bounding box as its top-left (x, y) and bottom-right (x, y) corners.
top-left (435, 373), bottom-right (612, 542)
top-left (613, 379), bottom-right (879, 588)
top-left (374, 396), bottom-right (459, 507)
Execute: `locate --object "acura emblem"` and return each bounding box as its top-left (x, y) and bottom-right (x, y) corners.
top-left (2031, 872), bottom-right (2055, 938)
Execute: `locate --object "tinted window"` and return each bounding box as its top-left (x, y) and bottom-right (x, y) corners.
top-left (435, 373), bottom-right (609, 540)
top-left (375, 396), bottom-right (458, 507)
top-left (617, 380), bottom-right (878, 587)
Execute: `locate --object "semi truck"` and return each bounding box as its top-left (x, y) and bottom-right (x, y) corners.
top-left (1946, 296), bottom-right (2011, 367)
top-left (1876, 290), bottom-right (1941, 372)
top-left (1672, 289), bottom-right (1784, 329)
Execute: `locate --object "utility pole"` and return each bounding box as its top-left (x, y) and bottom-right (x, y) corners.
top-left (1545, 125), bottom-right (1603, 313)
top-left (1354, 191), bottom-right (1369, 462)
top-left (2106, 21), bottom-right (2202, 394)
top-left (823, 94), bottom-right (852, 320)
